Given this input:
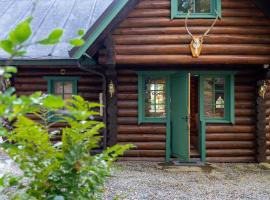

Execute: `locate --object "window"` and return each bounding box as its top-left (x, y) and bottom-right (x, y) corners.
top-left (138, 72), bottom-right (170, 123)
top-left (171, 0), bottom-right (221, 19)
top-left (44, 76), bottom-right (79, 99)
top-left (199, 74), bottom-right (234, 123)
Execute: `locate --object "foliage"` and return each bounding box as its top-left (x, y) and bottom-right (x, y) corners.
top-left (0, 92), bottom-right (132, 200)
top-left (0, 9), bottom-right (132, 200)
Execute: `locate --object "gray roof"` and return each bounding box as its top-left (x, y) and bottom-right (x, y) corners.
top-left (0, 0), bottom-right (114, 60)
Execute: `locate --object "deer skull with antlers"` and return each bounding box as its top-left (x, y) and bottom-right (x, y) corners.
top-left (185, 11), bottom-right (219, 58)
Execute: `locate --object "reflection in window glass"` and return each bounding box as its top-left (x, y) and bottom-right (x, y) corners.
top-left (54, 81), bottom-right (73, 100)
top-left (178, 0), bottom-right (211, 13)
top-left (145, 79), bottom-right (166, 118)
top-left (203, 77), bottom-right (225, 118)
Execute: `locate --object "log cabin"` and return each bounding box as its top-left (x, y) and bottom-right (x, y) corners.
top-left (0, 0), bottom-right (270, 163)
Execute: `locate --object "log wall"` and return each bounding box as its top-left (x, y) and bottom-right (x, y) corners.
top-left (117, 69), bottom-right (258, 162)
top-left (104, 0), bottom-right (270, 65)
top-left (13, 66), bottom-right (104, 145)
top-left (206, 71), bottom-right (257, 162)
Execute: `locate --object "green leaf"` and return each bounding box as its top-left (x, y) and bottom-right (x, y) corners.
top-left (9, 17), bottom-right (32, 45)
top-left (69, 38), bottom-right (84, 47)
top-left (77, 29), bottom-right (85, 36)
top-left (38, 29), bottom-right (63, 45)
top-left (5, 66), bottom-right (17, 74)
top-left (43, 95), bottom-right (65, 109)
top-left (0, 40), bottom-right (14, 54)
top-left (5, 87), bottom-right (16, 96)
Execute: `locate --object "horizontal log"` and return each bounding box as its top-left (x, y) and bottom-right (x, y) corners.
top-left (118, 157), bottom-right (165, 161)
top-left (114, 26), bottom-right (270, 35)
top-left (115, 55), bottom-right (270, 65)
top-left (118, 85), bottom-right (138, 92)
top-left (207, 149), bottom-right (255, 156)
top-left (117, 101), bottom-right (138, 109)
top-left (206, 141), bottom-right (255, 149)
top-left (206, 156), bottom-right (255, 162)
top-left (206, 125), bottom-right (255, 133)
top-left (119, 142), bottom-right (166, 150)
top-left (118, 117), bottom-right (137, 125)
top-left (118, 125), bottom-right (166, 134)
top-left (117, 93), bottom-right (138, 100)
top-left (115, 44), bottom-right (270, 55)
top-left (206, 133), bottom-right (255, 141)
top-left (117, 76), bottom-right (138, 83)
top-left (119, 18), bottom-right (270, 28)
top-left (117, 134), bottom-right (166, 142)
top-left (118, 109), bottom-right (137, 117)
top-left (128, 8), bottom-right (264, 18)
top-left (124, 150), bottom-right (165, 157)
top-left (113, 35), bottom-right (270, 45)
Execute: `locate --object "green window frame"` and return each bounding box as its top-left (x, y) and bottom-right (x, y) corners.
top-left (199, 73), bottom-right (235, 124)
top-left (138, 72), bottom-right (171, 124)
top-left (171, 0), bottom-right (222, 19)
top-left (44, 76), bottom-right (80, 97)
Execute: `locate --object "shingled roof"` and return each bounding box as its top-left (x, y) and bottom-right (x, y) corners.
top-left (0, 0), bottom-right (114, 60)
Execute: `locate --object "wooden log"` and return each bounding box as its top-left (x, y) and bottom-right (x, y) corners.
top-left (206, 133), bottom-right (255, 141)
top-left (118, 109), bottom-right (138, 117)
top-left (115, 55), bottom-right (270, 65)
top-left (124, 150), bottom-right (165, 157)
top-left (206, 141), bottom-right (255, 149)
top-left (117, 134), bottom-right (166, 142)
top-left (206, 125), bottom-right (255, 133)
top-left (117, 101), bottom-right (138, 109)
top-left (114, 26), bottom-right (270, 35)
top-left (119, 18), bottom-right (270, 28)
top-left (115, 44), bottom-right (270, 55)
top-left (119, 142), bottom-right (166, 150)
top-left (206, 156), bottom-right (255, 162)
top-left (118, 125), bottom-right (166, 134)
top-left (113, 35), bottom-right (270, 45)
top-left (206, 149), bottom-right (255, 157)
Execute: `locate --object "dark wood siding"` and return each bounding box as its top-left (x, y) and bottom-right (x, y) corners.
top-left (117, 70), bottom-right (166, 161)
top-left (116, 69), bottom-right (258, 162)
top-left (13, 66), bottom-right (104, 145)
top-left (206, 71), bottom-right (257, 162)
top-left (106, 0), bottom-right (270, 65)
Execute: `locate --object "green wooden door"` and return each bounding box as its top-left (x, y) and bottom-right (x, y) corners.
top-left (171, 72), bottom-right (190, 162)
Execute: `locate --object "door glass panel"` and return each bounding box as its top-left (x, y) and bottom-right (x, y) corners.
top-left (145, 78), bottom-right (166, 118)
top-left (178, 0), bottom-right (211, 13)
top-left (203, 77), bottom-right (225, 118)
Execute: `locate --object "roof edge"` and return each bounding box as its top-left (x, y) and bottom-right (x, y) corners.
top-left (69, 0), bottom-right (129, 59)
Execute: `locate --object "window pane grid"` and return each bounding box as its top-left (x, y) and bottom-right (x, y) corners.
top-left (203, 77), bottom-right (225, 119)
top-left (144, 78), bottom-right (166, 118)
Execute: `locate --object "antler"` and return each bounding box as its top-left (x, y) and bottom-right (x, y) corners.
top-left (202, 10), bottom-right (220, 39)
top-left (185, 10), bottom-right (194, 39)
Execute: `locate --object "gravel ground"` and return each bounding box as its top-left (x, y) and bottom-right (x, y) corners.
top-left (0, 154), bottom-right (269, 200)
top-left (104, 161), bottom-right (270, 200)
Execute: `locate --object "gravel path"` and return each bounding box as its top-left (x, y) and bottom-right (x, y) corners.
top-left (0, 155), bottom-right (269, 200)
top-left (104, 161), bottom-right (270, 200)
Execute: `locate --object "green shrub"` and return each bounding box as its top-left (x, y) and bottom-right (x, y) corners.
top-left (0, 92), bottom-right (132, 200)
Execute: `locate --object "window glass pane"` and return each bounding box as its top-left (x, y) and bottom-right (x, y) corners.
top-left (178, 0), bottom-right (211, 14)
top-left (145, 78), bottom-right (166, 118)
top-left (54, 80), bottom-right (73, 100)
top-left (63, 82), bottom-right (73, 94)
top-left (54, 81), bottom-right (63, 96)
top-left (203, 77), bottom-right (225, 119)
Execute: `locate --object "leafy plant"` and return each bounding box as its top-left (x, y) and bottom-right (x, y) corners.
top-left (0, 7), bottom-right (131, 200)
top-left (0, 93), bottom-right (132, 200)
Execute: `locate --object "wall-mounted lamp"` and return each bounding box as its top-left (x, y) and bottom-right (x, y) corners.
top-left (259, 81), bottom-right (268, 99)
top-left (108, 80), bottom-right (115, 98)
